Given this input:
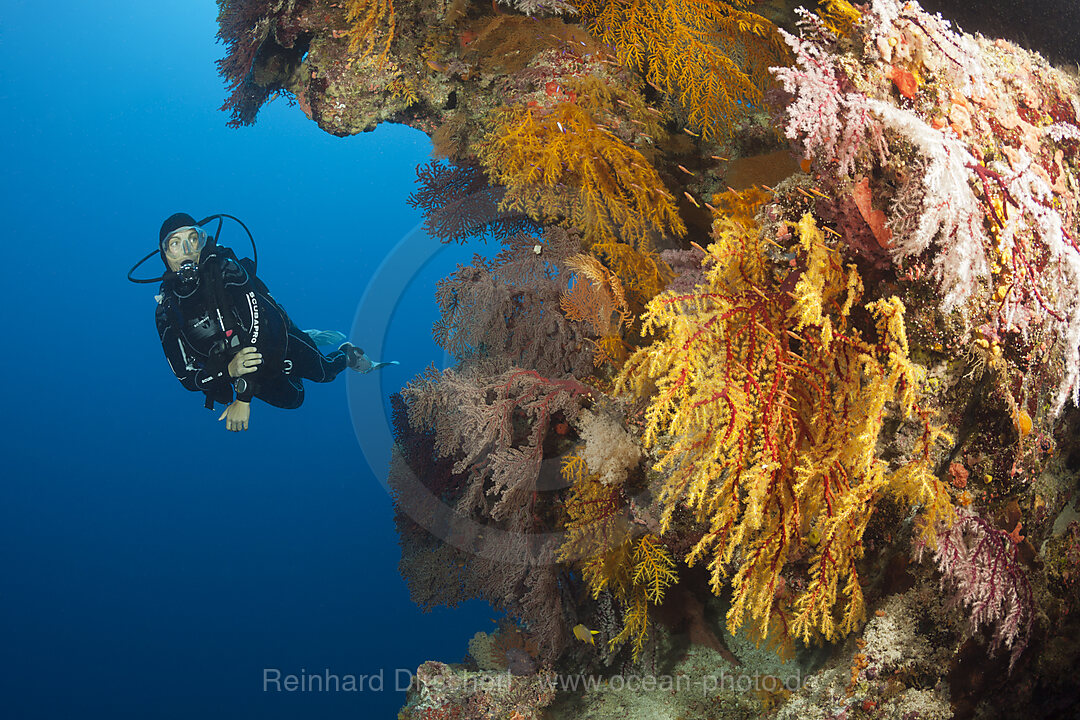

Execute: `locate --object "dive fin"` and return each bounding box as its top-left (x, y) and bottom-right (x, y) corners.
top-left (340, 342), bottom-right (399, 374)
top-left (305, 329), bottom-right (347, 347)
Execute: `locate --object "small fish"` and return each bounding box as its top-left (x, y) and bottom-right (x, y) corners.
top-left (677, 164), bottom-right (695, 176)
top-left (683, 191), bottom-right (700, 208)
top-left (573, 624), bottom-right (599, 645)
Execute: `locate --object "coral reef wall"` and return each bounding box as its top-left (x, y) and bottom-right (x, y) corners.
top-left (215, 0), bottom-right (1080, 718)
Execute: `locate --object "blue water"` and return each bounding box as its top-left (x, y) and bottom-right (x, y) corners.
top-left (0, 1), bottom-right (489, 717)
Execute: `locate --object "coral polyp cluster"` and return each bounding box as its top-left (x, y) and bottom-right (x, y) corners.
top-left (216, 0), bottom-right (1080, 717)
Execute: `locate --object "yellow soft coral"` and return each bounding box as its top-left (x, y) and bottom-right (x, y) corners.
top-left (570, 0), bottom-right (787, 139)
top-left (632, 533), bottom-right (679, 603)
top-left (344, 0), bottom-right (395, 63)
top-left (558, 453), bottom-right (632, 595)
top-left (617, 194), bottom-right (953, 645)
top-left (477, 99), bottom-right (686, 249)
top-left (818, 0), bottom-right (861, 37)
top-left (557, 453), bottom-right (677, 659)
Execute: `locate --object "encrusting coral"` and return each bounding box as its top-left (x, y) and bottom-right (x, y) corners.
top-left (215, 0), bottom-right (1080, 717)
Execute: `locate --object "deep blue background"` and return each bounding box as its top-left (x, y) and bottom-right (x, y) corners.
top-left (0, 1), bottom-right (488, 717)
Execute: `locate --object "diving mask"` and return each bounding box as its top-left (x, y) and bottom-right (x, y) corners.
top-left (163, 226), bottom-right (208, 277)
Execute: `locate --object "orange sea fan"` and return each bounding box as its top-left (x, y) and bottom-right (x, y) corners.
top-left (561, 254), bottom-right (630, 333)
top-left (561, 254), bottom-right (632, 366)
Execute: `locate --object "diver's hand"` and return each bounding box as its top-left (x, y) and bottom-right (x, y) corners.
top-left (228, 347), bottom-right (262, 377)
top-left (218, 401), bottom-right (251, 432)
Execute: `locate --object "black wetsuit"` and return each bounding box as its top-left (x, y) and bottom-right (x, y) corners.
top-left (156, 244), bottom-right (348, 410)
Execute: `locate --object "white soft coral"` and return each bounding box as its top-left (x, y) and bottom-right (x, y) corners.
top-left (577, 409), bottom-right (641, 485)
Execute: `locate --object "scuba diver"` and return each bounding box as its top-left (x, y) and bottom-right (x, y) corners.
top-left (129, 212), bottom-right (396, 432)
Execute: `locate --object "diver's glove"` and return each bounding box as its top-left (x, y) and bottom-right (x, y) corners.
top-left (340, 343), bottom-right (399, 374)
